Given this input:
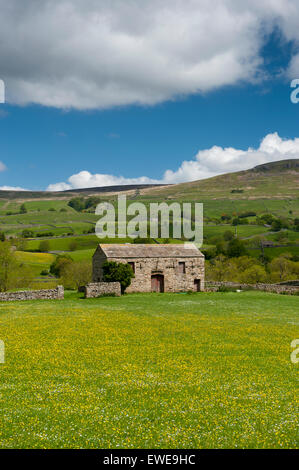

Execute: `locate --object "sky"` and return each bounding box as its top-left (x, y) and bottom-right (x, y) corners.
top-left (0, 0), bottom-right (299, 191)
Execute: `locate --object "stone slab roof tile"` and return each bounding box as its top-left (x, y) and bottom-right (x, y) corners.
top-left (97, 243), bottom-right (204, 258)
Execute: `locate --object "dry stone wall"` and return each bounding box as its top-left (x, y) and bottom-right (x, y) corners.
top-left (84, 282), bottom-right (121, 298)
top-left (278, 280), bottom-right (299, 286)
top-left (0, 286), bottom-right (64, 302)
top-left (205, 281), bottom-right (298, 295)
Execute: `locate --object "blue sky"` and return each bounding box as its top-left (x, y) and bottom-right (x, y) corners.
top-left (0, 1), bottom-right (299, 191)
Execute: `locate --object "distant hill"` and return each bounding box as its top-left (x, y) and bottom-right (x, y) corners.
top-left (0, 183), bottom-right (168, 199)
top-left (140, 159), bottom-right (299, 200)
top-left (0, 159), bottom-right (298, 201)
top-left (63, 183), bottom-right (168, 194)
top-left (252, 159), bottom-right (299, 172)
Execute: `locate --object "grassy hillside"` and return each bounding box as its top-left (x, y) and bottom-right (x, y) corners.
top-left (2, 160), bottom-right (297, 238)
top-left (0, 291), bottom-right (297, 449)
top-left (140, 159), bottom-right (299, 201)
top-left (0, 159), bottom-right (298, 281)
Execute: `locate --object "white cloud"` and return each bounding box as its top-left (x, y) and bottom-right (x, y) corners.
top-left (46, 182), bottom-right (73, 192)
top-left (47, 170), bottom-right (159, 191)
top-left (162, 132), bottom-right (299, 183)
top-left (0, 162), bottom-right (6, 172)
top-left (1, 0), bottom-right (299, 110)
top-left (46, 132), bottom-right (299, 190)
top-left (0, 185), bottom-right (28, 191)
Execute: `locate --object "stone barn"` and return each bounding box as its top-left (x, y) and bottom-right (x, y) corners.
top-left (92, 244), bottom-right (205, 293)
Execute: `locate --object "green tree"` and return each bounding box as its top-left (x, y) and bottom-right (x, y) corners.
top-left (20, 204), bottom-right (27, 214)
top-left (13, 237), bottom-right (27, 251)
top-left (61, 261), bottom-right (92, 289)
top-left (206, 255), bottom-right (236, 282)
top-left (233, 256), bottom-right (257, 273)
top-left (68, 197), bottom-right (85, 212)
top-left (0, 232), bottom-right (5, 242)
top-left (102, 261), bottom-right (134, 294)
top-left (221, 214), bottom-right (231, 222)
top-left (202, 247), bottom-right (217, 260)
top-left (240, 265), bottom-right (267, 284)
top-left (268, 254), bottom-right (294, 282)
top-left (271, 219), bottom-right (282, 232)
top-left (0, 241), bottom-right (33, 291)
top-left (9, 264), bottom-right (34, 291)
top-left (50, 255), bottom-right (73, 277)
top-left (223, 230), bottom-right (234, 241)
top-left (227, 238), bottom-right (247, 258)
top-left (249, 235), bottom-right (266, 249)
top-left (215, 240), bottom-right (226, 255)
top-left (0, 241), bottom-right (15, 291)
top-left (69, 240), bottom-right (78, 251)
top-left (21, 229), bottom-right (34, 238)
top-left (260, 214), bottom-right (274, 225)
top-left (133, 238), bottom-right (155, 244)
top-left (85, 196), bottom-right (101, 210)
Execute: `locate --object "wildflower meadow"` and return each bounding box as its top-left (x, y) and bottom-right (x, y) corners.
top-left (0, 291), bottom-right (298, 448)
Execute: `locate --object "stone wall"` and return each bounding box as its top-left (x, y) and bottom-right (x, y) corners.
top-left (84, 282), bottom-right (121, 298)
top-left (278, 280), bottom-right (299, 286)
top-left (205, 281), bottom-right (298, 295)
top-left (0, 285), bottom-right (64, 302)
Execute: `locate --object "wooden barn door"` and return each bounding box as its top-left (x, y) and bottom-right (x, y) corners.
top-left (194, 279), bottom-right (201, 292)
top-left (151, 274), bottom-right (164, 293)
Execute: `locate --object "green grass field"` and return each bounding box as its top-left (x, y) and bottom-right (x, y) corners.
top-left (203, 224), bottom-right (269, 239)
top-left (24, 235), bottom-right (141, 252)
top-left (0, 291), bottom-right (298, 449)
top-left (142, 161), bottom-right (299, 204)
top-left (249, 246), bottom-right (299, 260)
top-left (24, 234), bottom-right (100, 252)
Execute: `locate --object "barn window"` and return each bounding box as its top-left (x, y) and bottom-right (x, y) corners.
top-left (178, 262), bottom-right (186, 273)
top-left (128, 262), bottom-right (135, 273)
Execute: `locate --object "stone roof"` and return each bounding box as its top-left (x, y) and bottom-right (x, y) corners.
top-left (97, 243), bottom-right (204, 258)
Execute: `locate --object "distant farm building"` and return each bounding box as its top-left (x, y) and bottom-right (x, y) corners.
top-left (92, 244), bottom-right (205, 293)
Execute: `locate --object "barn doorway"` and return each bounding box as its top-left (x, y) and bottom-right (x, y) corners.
top-left (151, 274), bottom-right (164, 293)
top-left (194, 279), bottom-right (201, 292)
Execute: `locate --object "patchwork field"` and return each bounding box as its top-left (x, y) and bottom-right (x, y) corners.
top-left (0, 291), bottom-right (298, 449)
